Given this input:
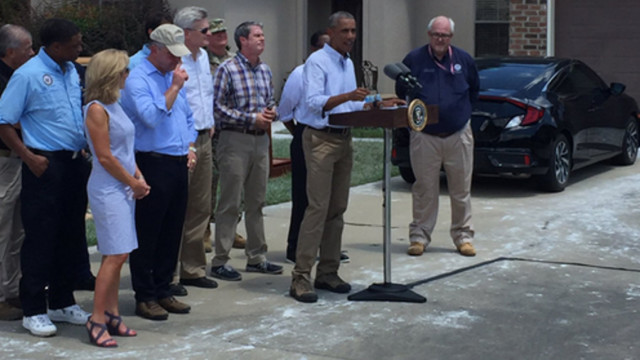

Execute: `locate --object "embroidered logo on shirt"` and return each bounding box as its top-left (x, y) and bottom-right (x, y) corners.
top-left (43, 74), bottom-right (53, 86)
top-left (454, 64), bottom-right (462, 73)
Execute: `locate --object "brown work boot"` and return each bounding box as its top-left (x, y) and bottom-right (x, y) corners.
top-left (314, 273), bottom-right (351, 294)
top-left (0, 301), bottom-right (23, 321)
top-left (407, 242), bottom-right (425, 256)
top-left (135, 301), bottom-right (168, 321)
top-left (6, 297), bottom-right (21, 309)
top-left (290, 275), bottom-right (317, 303)
top-left (233, 233), bottom-right (246, 249)
top-left (457, 242), bottom-right (476, 257)
top-left (158, 296), bottom-right (191, 314)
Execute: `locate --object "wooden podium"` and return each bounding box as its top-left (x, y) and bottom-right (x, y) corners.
top-left (329, 105), bottom-right (437, 303)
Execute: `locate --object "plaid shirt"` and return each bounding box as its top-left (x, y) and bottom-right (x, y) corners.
top-left (212, 52), bottom-right (274, 130)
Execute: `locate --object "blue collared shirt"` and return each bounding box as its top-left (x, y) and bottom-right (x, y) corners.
top-left (212, 52), bottom-right (274, 130)
top-left (278, 64), bottom-right (303, 123)
top-left (120, 59), bottom-right (197, 156)
top-left (128, 44), bottom-right (151, 71)
top-left (297, 44), bottom-right (364, 129)
top-left (0, 48), bottom-right (85, 151)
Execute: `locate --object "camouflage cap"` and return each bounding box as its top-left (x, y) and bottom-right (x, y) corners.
top-left (209, 18), bottom-right (227, 33)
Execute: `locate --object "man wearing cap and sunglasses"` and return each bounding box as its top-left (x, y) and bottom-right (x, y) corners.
top-left (121, 24), bottom-right (197, 321)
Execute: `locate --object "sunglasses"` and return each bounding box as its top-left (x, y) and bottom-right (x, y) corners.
top-left (189, 27), bottom-right (209, 35)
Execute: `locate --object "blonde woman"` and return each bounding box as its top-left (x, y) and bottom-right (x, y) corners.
top-left (83, 49), bottom-right (150, 347)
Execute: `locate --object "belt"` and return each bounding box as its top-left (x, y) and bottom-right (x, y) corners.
top-left (197, 129), bottom-right (211, 136)
top-left (0, 149), bottom-right (10, 157)
top-left (304, 125), bottom-right (350, 135)
top-left (428, 132), bottom-right (455, 138)
top-left (137, 151), bottom-right (187, 162)
top-left (220, 127), bottom-right (266, 136)
top-left (29, 148), bottom-right (81, 159)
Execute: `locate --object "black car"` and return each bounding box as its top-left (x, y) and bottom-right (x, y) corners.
top-left (392, 57), bottom-right (640, 191)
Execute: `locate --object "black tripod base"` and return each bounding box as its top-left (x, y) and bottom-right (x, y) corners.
top-left (348, 282), bottom-right (427, 303)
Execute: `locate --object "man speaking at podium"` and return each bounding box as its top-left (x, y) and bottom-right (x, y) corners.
top-left (398, 16), bottom-right (479, 258)
top-left (289, 11), bottom-right (402, 303)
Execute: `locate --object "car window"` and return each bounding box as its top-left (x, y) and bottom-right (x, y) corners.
top-left (554, 64), bottom-right (607, 96)
top-left (478, 63), bottom-right (550, 91)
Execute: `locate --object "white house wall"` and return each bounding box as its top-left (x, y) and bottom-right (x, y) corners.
top-left (169, 0), bottom-right (476, 98)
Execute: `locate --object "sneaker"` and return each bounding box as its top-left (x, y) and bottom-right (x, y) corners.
top-left (158, 296), bottom-right (191, 314)
top-left (23, 314), bottom-right (57, 337)
top-left (457, 242), bottom-right (476, 257)
top-left (232, 233), bottom-right (246, 249)
top-left (246, 261), bottom-right (283, 274)
top-left (290, 275), bottom-right (317, 303)
top-left (47, 304), bottom-right (90, 325)
top-left (340, 252), bottom-right (350, 263)
top-left (285, 257), bottom-right (296, 265)
top-left (407, 242), bottom-right (425, 256)
top-left (169, 283), bottom-right (188, 297)
top-left (135, 301), bottom-right (168, 321)
top-left (210, 264), bottom-right (242, 281)
top-left (314, 273), bottom-right (351, 294)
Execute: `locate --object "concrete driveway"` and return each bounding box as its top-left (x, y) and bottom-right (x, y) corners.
top-left (1, 160), bottom-right (639, 359)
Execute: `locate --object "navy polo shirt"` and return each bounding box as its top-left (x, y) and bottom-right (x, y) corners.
top-left (399, 45), bottom-right (479, 134)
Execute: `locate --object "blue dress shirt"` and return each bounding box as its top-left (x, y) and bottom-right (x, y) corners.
top-left (128, 44), bottom-right (151, 71)
top-left (120, 59), bottom-right (197, 156)
top-left (0, 48), bottom-right (85, 151)
top-left (278, 64), bottom-right (304, 123)
top-left (297, 44), bottom-right (364, 129)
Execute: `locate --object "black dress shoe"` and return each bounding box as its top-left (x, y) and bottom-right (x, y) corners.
top-left (168, 283), bottom-right (188, 297)
top-left (180, 277), bottom-right (218, 289)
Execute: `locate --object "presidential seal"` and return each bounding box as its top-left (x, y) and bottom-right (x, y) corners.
top-left (407, 99), bottom-right (428, 131)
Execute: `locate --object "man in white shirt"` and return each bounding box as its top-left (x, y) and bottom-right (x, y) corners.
top-left (171, 6), bottom-right (218, 293)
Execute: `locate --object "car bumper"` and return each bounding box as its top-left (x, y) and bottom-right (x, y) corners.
top-left (474, 147), bottom-right (549, 176)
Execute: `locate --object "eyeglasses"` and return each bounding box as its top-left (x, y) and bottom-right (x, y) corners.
top-left (189, 27), bottom-right (209, 34)
top-left (430, 32), bottom-right (452, 39)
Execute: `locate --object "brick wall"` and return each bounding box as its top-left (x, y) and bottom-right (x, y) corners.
top-left (509, 0), bottom-right (547, 56)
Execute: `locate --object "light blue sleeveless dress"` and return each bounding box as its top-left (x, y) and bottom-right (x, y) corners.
top-left (84, 100), bottom-right (138, 255)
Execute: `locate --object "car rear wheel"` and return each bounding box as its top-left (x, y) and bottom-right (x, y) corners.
top-left (399, 166), bottom-right (416, 184)
top-left (537, 134), bottom-right (571, 192)
top-left (611, 118), bottom-right (639, 166)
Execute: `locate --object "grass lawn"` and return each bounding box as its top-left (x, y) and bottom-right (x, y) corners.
top-left (86, 135), bottom-right (399, 246)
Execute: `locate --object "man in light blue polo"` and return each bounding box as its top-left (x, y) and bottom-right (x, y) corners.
top-left (0, 18), bottom-right (91, 337)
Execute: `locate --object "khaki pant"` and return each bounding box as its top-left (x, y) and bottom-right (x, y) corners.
top-left (293, 128), bottom-right (352, 278)
top-left (174, 132), bottom-right (212, 281)
top-left (203, 131), bottom-right (220, 249)
top-left (212, 130), bottom-right (269, 267)
top-left (0, 156), bottom-right (23, 302)
top-left (409, 122), bottom-right (474, 247)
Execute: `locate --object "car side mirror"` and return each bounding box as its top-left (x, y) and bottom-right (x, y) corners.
top-left (610, 82), bottom-right (626, 95)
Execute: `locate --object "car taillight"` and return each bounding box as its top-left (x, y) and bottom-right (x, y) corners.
top-left (501, 98), bottom-right (544, 128)
top-left (522, 106), bottom-right (545, 125)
